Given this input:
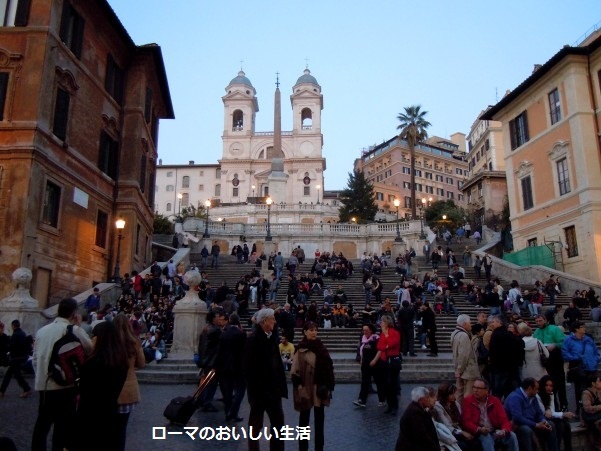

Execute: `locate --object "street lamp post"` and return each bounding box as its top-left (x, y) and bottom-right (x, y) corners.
top-left (265, 196), bottom-right (273, 241)
top-left (177, 192), bottom-right (183, 218)
top-left (203, 199), bottom-right (211, 238)
top-left (316, 184), bottom-right (321, 204)
top-left (113, 218), bottom-right (125, 283)
top-left (393, 198), bottom-right (402, 242)
top-left (419, 198), bottom-right (427, 240)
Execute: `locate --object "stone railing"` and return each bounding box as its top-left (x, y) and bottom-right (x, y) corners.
top-left (183, 218), bottom-right (418, 238)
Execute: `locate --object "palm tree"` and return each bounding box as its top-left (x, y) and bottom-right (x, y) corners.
top-left (397, 105), bottom-right (431, 219)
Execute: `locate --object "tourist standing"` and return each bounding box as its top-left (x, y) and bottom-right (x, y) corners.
top-left (0, 320), bottom-right (32, 398)
top-left (243, 308), bottom-right (288, 451)
top-left (291, 322), bottom-right (335, 451)
top-left (114, 314), bottom-right (145, 451)
top-left (31, 298), bottom-right (93, 451)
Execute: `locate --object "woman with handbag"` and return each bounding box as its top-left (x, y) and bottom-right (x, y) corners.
top-left (517, 322), bottom-right (549, 381)
top-left (114, 314), bottom-right (145, 451)
top-left (291, 321), bottom-right (335, 451)
top-left (376, 315), bottom-right (401, 415)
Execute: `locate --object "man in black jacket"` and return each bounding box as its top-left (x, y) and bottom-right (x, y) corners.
top-left (0, 320), bottom-right (32, 398)
top-left (216, 313), bottom-right (246, 422)
top-left (488, 315), bottom-right (524, 399)
top-left (197, 308), bottom-right (226, 412)
top-left (244, 308), bottom-right (288, 451)
top-left (397, 301), bottom-right (417, 357)
top-left (396, 386), bottom-right (439, 451)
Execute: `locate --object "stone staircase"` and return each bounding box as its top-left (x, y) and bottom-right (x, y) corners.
top-left (137, 238), bottom-right (590, 384)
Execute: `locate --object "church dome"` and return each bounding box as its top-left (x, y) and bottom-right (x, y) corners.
top-left (295, 69), bottom-right (320, 87)
top-left (228, 70), bottom-right (254, 88)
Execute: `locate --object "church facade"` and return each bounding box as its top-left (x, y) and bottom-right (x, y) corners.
top-left (219, 69), bottom-right (326, 206)
top-left (155, 69), bottom-right (339, 224)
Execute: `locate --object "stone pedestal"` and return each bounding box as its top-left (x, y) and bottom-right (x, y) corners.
top-left (170, 270), bottom-right (208, 356)
top-left (393, 241), bottom-right (405, 260)
top-left (0, 268), bottom-right (44, 336)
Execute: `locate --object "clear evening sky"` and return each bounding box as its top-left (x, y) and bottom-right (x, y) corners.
top-left (107, 1), bottom-right (600, 190)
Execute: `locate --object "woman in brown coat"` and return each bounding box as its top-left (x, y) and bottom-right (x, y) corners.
top-left (114, 313), bottom-right (145, 451)
top-left (291, 321), bottom-right (335, 451)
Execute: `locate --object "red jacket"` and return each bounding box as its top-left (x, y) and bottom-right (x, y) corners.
top-left (377, 327), bottom-right (401, 361)
top-left (461, 394), bottom-right (512, 434)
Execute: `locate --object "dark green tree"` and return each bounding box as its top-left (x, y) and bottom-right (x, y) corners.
top-left (397, 105), bottom-right (431, 219)
top-left (423, 199), bottom-right (466, 232)
top-left (153, 213), bottom-right (174, 234)
top-left (338, 170), bottom-right (378, 223)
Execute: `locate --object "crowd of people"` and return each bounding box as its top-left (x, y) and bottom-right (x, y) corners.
top-left (5, 235), bottom-right (601, 450)
top-left (397, 308), bottom-right (601, 451)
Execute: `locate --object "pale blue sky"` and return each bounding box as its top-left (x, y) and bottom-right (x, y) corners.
top-left (108, 1), bottom-right (600, 190)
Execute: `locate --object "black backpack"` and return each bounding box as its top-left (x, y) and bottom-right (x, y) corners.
top-left (48, 325), bottom-right (85, 386)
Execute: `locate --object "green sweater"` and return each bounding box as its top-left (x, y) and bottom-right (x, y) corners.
top-left (533, 324), bottom-right (566, 348)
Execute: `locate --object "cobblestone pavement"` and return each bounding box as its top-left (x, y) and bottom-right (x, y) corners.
top-left (0, 374), bottom-right (579, 451)
top-left (0, 374), bottom-right (416, 450)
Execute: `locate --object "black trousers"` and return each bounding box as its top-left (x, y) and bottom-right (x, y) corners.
top-left (427, 328), bottom-right (438, 354)
top-left (0, 360), bottom-right (31, 393)
top-left (299, 405), bottom-right (324, 451)
top-left (247, 396), bottom-right (285, 451)
top-left (31, 388), bottom-right (78, 451)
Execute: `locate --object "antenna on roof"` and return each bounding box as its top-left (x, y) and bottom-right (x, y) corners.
top-left (495, 87), bottom-right (498, 103)
top-left (276, 72), bottom-right (280, 88)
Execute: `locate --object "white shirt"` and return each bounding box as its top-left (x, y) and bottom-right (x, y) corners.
top-left (32, 317), bottom-right (93, 391)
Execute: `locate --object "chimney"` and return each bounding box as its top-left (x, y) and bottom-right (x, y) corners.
top-left (158, 159), bottom-right (162, 165)
top-left (532, 64), bottom-right (542, 74)
top-left (189, 160), bottom-right (194, 165)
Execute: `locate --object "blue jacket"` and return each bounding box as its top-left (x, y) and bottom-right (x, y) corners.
top-left (562, 333), bottom-right (601, 371)
top-left (504, 387), bottom-right (544, 428)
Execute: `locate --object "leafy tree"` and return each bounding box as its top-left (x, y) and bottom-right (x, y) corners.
top-left (153, 213), bottom-right (174, 234)
top-left (180, 204), bottom-right (207, 220)
top-left (397, 105), bottom-right (431, 219)
top-left (423, 199), bottom-right (466, 232)
top-left (338, 170), bottom-right (378, 223)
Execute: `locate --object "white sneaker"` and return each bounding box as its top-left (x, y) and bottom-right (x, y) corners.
top-left (421, 345), bottom-right (427, 350)
top-left (378, 402), bottom-right (386, 407)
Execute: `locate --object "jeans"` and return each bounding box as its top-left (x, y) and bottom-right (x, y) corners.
top-left (514, 424), bottom-right (558, 451)
top-left (211, 254), bottom-right (219, 268)
top-left (364, 289), bottom-right (372, 306)
top-left (32, 388), bottom-right (78, 451)
top-left (479, 431), bottom-right (519, 451)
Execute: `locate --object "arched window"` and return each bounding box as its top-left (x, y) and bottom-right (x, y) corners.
top-left (215, 184), bottom-right (221, 196)
top-left (182, 176), bottom-right (190, 188)
top-left (301, 108), bottom-right (313, 130)
top-left (166, 202), bottom-right (172, 212)
top-left (232, 110), bottom-right (243, 131)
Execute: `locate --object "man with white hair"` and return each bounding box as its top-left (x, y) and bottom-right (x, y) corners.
top-left (243, 308), bottom-right (288, 451)
top-left (395, 386), bottom-right (439, 451)
top-left (451, 314), bottom-right (480, 403)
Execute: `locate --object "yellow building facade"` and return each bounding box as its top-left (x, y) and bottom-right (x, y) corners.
top-left (482, 31), bottom-right (601, 280)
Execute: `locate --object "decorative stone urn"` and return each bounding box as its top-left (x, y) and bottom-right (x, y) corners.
top-left (170, 269), bottom-right (208, 356)
top-left (0, 268), bottom-right (43, 337)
